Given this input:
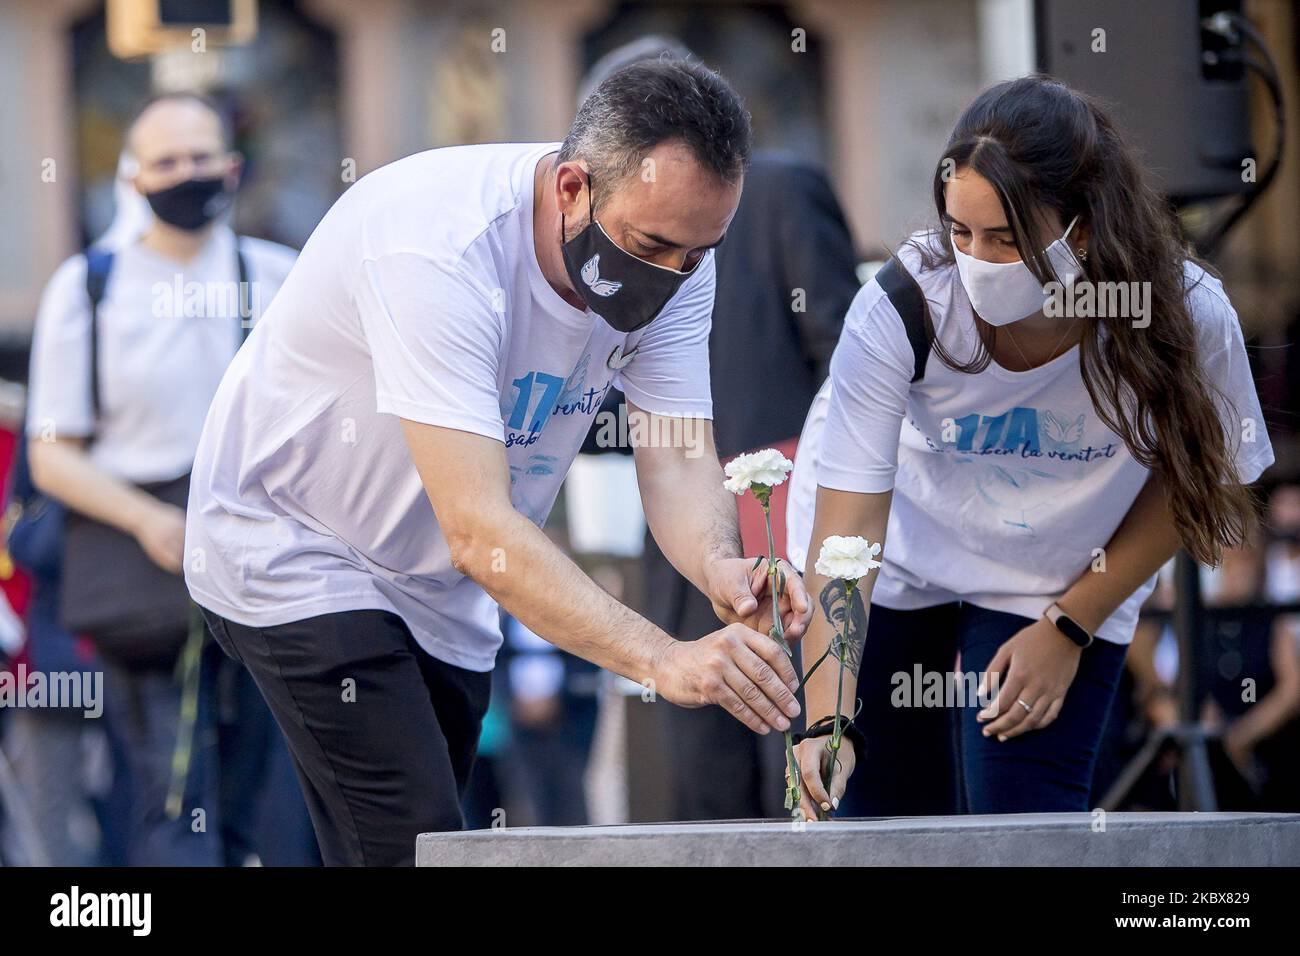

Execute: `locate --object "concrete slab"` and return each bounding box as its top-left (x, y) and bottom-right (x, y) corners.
top-left (416, 812), bottom-right (1300, 866)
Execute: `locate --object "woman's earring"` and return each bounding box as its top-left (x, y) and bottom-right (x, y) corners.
top-left (1076, 248), bottom-right (1088, 261)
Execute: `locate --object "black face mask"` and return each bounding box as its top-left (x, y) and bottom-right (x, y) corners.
top-left (144, 176), bottom-right (232, 231)
top-left (560, 181), bottom-right (700, 334)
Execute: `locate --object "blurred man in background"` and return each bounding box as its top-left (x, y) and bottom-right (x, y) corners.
top-left (25, 93), bottom-right (315, 865)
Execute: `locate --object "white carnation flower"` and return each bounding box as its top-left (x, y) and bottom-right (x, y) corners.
top-left (723, 448), bottom-right (795, 495)
top-left (814, 535), bottom-right (883, 582)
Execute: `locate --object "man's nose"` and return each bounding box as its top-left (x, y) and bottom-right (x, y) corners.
top-left (647, 249), bottom-right (690, 271)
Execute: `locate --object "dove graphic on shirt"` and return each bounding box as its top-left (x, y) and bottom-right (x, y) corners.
top-left (1041, 410), bottom-right (1085, 454)
top-left (607, 344), bottom-right (637, 370)
top-left (556, 352), bottom-right (591, 409)
top-left (581, 254), bottom-right (622, 296)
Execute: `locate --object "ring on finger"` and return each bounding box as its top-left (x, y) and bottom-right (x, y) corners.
top-left (1017, 697), bottom-right (1034, 714)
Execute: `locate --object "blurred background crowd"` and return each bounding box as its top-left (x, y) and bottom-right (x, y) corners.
top-left (0, 0), bottom-right (1297, 865)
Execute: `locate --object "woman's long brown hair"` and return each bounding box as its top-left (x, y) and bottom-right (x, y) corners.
top-left (909, 75), bottom-right (1255, 565)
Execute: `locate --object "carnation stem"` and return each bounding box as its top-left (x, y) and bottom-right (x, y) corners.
top-left (761, 497), bottom-right (790, 656)
top-left (759, 493), bottom-right (801, 815)
top-left (820, 578), bottom-right (856, 821)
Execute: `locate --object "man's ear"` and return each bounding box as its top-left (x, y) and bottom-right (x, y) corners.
top-left (120, 153), bottom-right (146, 196)
top-left (554, 160), bottom-right (589, 221)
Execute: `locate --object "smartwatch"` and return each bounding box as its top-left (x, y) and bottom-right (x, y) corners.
top-left (1045, 602), bottom-right (1093, 648)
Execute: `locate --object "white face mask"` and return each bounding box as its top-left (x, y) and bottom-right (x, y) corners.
top-left (952, 215), bottom-right (1082, 327)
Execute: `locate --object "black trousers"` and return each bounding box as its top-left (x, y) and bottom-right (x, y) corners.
top-left (199, 607), bottom-right (491, 866)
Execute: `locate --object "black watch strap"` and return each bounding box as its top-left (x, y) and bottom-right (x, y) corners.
top-left (793, 714), bottom-right (866, 762)
top-left (1045, 602), bottom-right (1093, 647)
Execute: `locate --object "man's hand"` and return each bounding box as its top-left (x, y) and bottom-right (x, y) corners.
top-left (653, 622), bottom-right (802, 734)
top-left (705, 556), bottom-right (812, 643)
top-left (133, 500), bottom-right (186, 574)
top-left (402, 420), bottom-right (800, 739)
top-left (976, 617), bottom-right (1083, 740)
top-left (631, 410), bottom-right (814, 641)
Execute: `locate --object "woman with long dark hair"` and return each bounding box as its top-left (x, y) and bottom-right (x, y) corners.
top-left (789, 75), bottom-right (1273, 816)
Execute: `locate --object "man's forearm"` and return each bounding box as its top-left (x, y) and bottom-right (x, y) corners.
top-left (1060, 474), bottom-right (1182, 634)
top-left (635, 420), bottom-right (743, 595)
top-left (650, 472), bottom-right (743, 593)
top-left (450, 507), bottom-right (674, 683)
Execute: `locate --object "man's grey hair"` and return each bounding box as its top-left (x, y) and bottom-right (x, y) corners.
top-left (558, 55), bottom-right (751, 211)
top-left (576, 35), bottom-right (694, 107)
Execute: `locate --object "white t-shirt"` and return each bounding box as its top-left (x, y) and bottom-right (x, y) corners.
top-left (787, 233), bottom-right (1274, 646)
top-left (26, 226), bottom-right (296, 483)
top-left (1265, 544), bottom-right (1300, 605)
top-left (185, 142), bottom-right (715, 672)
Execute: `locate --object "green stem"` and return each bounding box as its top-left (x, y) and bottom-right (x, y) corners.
top-left (820, 578), bottom-right (855, 820)
top-left (783, 728), bottom-right (801, 815)
top-left (759, 494), bottom-right (801, 814)
top-left (831, 580), bottom-right (856, 750)
top-left (761, 498), bottom-right (790, 656)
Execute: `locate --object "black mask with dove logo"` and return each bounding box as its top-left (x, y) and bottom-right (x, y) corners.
top-left (560, 180), bottom-right (699, 334)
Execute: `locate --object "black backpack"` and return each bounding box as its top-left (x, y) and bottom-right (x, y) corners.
top-left (58, 243), bottom-right (249, 666)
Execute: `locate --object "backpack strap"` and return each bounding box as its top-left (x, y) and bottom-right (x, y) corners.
top-left (83, 239), bottom-right (251, 429)
top-left (874, 257), bottom-right (930, 383)
top-left (83, 247), bottom-right (116, 424)
top-left (235, 239), bottom-right (252, 342)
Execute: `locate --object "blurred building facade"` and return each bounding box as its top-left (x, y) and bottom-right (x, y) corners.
top-left (0, 0), bottom-right (1043, 336)
top-left (3, 0), bottom-right (1296, 338)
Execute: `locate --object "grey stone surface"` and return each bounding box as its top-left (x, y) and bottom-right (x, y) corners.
top-left (416, 813), bottom-right (1300, 866)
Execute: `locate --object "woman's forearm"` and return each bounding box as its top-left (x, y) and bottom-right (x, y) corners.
top-left (1059, 473), bottom-right (1183, 634)
top-left (801, 570), bottom-right (873, 723)
top-left (799, 486), bottom-right (892, 723)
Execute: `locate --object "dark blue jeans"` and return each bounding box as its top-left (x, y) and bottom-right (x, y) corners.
top-left (103, 637), bottom-right (319, 865)
top-left (836, 602), bottom-right (1127, 816)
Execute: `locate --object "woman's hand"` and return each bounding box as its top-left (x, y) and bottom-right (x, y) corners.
top-left (976, 617), bottom-right (1083, 741)
top-left (792, 734), bottom-right (856, 820)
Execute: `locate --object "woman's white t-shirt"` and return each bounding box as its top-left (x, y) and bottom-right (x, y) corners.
top-left (184, 142), bottom-right (716, 672)
top-left (788, 233), bottom-right (1273, 646)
